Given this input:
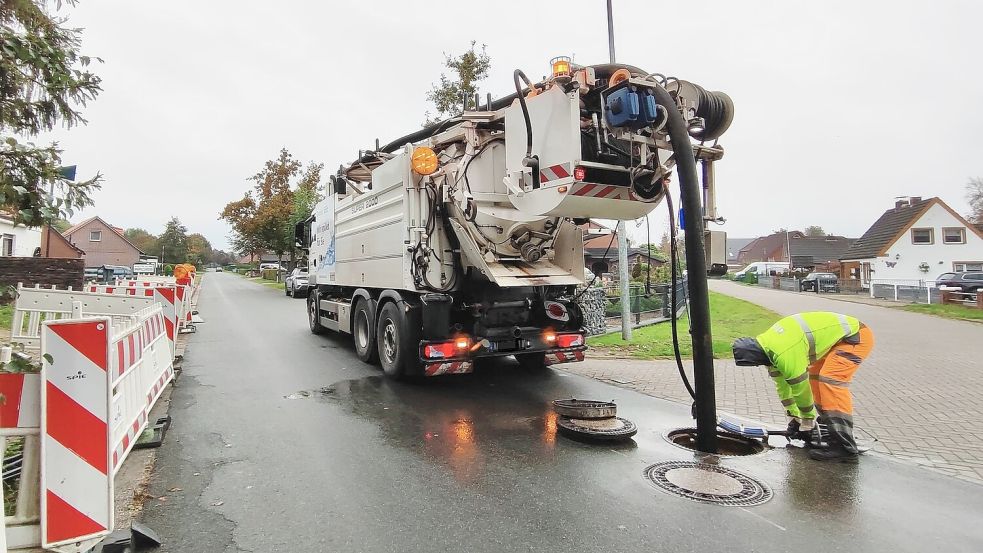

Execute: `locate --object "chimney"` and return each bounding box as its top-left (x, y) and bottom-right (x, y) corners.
top-left (895, 200), bottom-right (907, 209)
top-left (909, 196), bottom-right (922, 205)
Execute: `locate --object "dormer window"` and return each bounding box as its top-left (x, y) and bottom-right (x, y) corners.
top-left (942, 227), bottom-right (966, 245)
top-left (911, 228), bottom-right (933, 245)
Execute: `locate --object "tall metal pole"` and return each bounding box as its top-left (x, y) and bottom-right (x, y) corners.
top-left (607, 0), bottom-right (632, 340)
top-left (606, 0), bottom-right (616, 63)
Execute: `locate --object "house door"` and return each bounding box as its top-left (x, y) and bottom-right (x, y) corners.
top-left (860, 262), bottom-right (872, 288)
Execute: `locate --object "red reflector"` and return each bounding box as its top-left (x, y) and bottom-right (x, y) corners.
top-left (573, 166), bottom-right (586, 181)
top-left (423, 342), bottom-right (457, 359)
top-left (556, 334), bottom-right (584, 348)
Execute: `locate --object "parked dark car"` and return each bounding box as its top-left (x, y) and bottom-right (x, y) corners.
top-left (936, 272), bottom-right (983, 292)
top-left (800, 272), bottom-right (839, 292)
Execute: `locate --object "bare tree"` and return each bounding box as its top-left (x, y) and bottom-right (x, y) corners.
top-left (967, 177), bottom-right (983, 224)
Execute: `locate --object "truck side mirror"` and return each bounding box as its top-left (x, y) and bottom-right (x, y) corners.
top-left (294, 221), bottom-right (306, 250)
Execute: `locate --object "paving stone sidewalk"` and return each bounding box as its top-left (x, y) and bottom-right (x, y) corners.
top-left (565, 279), bottom-right (983, 485)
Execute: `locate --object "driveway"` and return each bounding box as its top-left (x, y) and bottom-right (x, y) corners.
top-left (568, 279), bottom-right (983, 483)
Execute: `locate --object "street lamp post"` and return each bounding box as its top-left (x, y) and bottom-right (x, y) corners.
top-left (606, 0), bottom-right (632, 341)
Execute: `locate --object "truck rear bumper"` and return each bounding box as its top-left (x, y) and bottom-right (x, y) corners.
top-left (421, 345), bottom-right (587, 377)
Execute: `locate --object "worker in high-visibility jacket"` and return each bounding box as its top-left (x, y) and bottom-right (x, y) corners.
top-left (732, 312), bottom-right (875, 462)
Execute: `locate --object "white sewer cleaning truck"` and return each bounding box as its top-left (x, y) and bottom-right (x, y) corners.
top-left (296, 59), bottom-right (733, 379)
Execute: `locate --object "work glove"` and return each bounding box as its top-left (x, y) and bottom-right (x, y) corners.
top-left (786, 417), bottom-right (800, 435)
top-left (798, 418), bottom-right (816, 432)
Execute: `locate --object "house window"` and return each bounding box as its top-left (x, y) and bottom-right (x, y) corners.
top-left (942, 227), bottom-right (966, 244)
top-left (911, 228), bottom-right (933, 245)
top-left (954, 262), bottom-right (983, 272)
top-left (1, 234), bottom-right (13, 256)
top-left (89, 230), bottom-right (102, 241)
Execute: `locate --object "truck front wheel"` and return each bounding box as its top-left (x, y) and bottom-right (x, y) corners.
top-left (376, 301), bottom-right (421, 379)
top-left (353, 299), bottom-right (378, 364)
top-left (308, 291), bottom-right (324, 335)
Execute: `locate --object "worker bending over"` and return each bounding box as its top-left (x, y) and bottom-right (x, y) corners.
top-left (732, 312), bottom-right (875, 462)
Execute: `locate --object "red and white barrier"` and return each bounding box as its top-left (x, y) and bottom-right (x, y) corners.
top-left (10, 284), bottom-right (155, 351)
top-left (2, 304), bottom-right (175, 551)
top-left (40, 306), bottom-right (174, 551)
top-left (107, 306), bottom-right (173, 472)
top-left (1, 371), bottom-right (42, 550)
top-left (105, 280), bottom-right (194, 333)
top-left (87, 285), bottom-right (179, 357)
top-left (40, 318), bottom-right (114, 550)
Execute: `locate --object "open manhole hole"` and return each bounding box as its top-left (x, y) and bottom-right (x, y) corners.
top-left (665, 428), bottom-right (766, 456)
top-left (643, 461), bottom-right (772, 506)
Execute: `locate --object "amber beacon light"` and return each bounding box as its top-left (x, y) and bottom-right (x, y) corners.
top-left (411, 146), bottom-right (438, 175)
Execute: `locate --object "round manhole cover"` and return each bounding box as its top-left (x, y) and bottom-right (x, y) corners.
top-left (557, 416), bottom-right (637, 441)
top-left (552, 399), bottom-right (618, 419)
top-left (643, 461), bottom-right (772, 506)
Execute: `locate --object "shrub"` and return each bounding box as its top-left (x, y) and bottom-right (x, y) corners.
top-left (163, 264), bottom-right (174, 276)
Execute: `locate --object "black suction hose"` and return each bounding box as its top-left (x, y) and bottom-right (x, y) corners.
top-left (651, 84), bottom-right (718, 452)
top-left (513, 69), bottom-right (539, 188)
top-left (665, 191), bottom-right (696, 400)
top-left (513, 69), bottom-right (534, 158)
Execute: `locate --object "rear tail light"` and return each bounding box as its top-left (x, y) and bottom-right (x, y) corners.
top-left (423, 336), bottom-right (471, 359)
top-left (556, 333), bottom-right (584, 348)
top-left (573, 166), bottom-right (586, 181)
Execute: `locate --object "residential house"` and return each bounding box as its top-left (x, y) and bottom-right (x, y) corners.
top-left (736, 231), bottom-right (805, 265)
top-left (236, 251), bottom-right (281, 265)
top-left (40, 225), bottom-right (85, 259)
top-left (840, 197), bottom-right (983, 287)
top-left (0, 214), bottom-right (42, 257)
top-left (582, 233), bottom-right (664, 277)
top-left (786, 235), bottom-right (856, 271)
top-left (63, 216), bottom-right (142, 268)
top-left (727, 237), bottom-right (754, 265)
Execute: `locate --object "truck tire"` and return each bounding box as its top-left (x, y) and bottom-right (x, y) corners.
top-left (353, 299), bottom-right (379, 364)
top-left (308, 290), bottom-right (324, 335)
top-left (376, 301), bottom-right (421, 379)
top-left (515, 352), bottom-right (548, 371)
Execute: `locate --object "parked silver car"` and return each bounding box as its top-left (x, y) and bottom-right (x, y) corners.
top-left (284, 267), bottom-right (309, 298)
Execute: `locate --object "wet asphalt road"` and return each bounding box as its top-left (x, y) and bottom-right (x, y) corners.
top-left (140, 273), bottom-right (983, 553)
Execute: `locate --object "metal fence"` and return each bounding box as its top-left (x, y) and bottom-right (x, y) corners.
top-left (601, 280), bottom-right (687, 325)
top-left (869, 279), bottom-right (941, 304)
top-left (745, 274), bottom-right (865, 296)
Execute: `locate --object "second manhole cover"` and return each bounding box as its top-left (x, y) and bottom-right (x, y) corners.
top-left (643, 461), bottom-right (772, 507)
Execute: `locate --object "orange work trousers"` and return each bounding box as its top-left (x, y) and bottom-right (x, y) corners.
top-left (808, 326), bottom-right (875, 451)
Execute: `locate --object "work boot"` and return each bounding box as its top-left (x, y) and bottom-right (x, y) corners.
top-left (808, 443), bottom-right (859, 463)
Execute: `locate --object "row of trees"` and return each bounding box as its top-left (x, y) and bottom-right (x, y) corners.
top-left (220, 149), bottom-right (323, 266)
top-left (125, 218), bottom-right (233, 267)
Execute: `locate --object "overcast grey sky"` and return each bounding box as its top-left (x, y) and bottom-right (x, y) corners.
top-left (47, 0), bottom-right (982, 249)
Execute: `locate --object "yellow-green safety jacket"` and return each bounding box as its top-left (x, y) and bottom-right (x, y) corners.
top-left (755, 312), bottom-right (862, 419)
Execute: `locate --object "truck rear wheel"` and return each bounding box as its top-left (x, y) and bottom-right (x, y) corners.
top-left (308, 290), bottom-right (324, 335)
top-left (376, 301), bottom-right (421, 379)
top-left (353, 299), bottom-right (378, 364)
